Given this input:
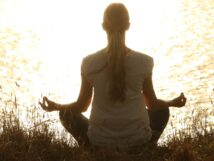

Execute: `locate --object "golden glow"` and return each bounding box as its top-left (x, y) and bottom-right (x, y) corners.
top-left (1, 0), bottom-right (214, 137)
top-left (0, 0), bottom-right (184, 117)
top-left (1, 0), bottom-right (182, 57)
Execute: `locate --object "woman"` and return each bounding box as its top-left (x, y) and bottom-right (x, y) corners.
top-left (39, 3), bottom-right (186, 149)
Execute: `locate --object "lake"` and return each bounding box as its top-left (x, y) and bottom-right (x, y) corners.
top-left (0, 0), bottom-right (213, 142)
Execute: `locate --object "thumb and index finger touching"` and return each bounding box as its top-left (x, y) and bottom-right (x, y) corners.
top-left (39, 96), bottom-right (50, 109)
top-left (179, 92), bottom-right (187, 106)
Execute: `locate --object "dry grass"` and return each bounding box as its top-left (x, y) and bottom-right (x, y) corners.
top-left (0, 104), bottom-right (214, 161)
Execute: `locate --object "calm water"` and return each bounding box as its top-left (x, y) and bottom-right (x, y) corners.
top-left (0, 1), bottom-right (213, 140)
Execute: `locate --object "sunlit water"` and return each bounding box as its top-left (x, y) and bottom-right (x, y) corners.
top-left (0, 0), bottom-right (213, 142)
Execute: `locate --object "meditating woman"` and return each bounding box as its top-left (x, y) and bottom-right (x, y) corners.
top-left (39, 3), bottom-right (186, 149)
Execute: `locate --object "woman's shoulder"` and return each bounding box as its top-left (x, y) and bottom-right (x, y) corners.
top-left (128, 49), bottom-right (154, 63)
top-left (83, 48), bottom-right (107, 62)
top-left (81, 48), bottom-right (107, 73)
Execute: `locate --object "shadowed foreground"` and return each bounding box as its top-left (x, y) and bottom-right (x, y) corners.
top-left (0, 110), bottom-right (214, 161)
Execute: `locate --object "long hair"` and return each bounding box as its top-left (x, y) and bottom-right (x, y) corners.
top-left (103, 3), bottom-right (130, 102)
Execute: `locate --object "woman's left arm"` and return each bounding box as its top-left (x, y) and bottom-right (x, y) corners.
top-left (39, 73), bottom-right (92, 113)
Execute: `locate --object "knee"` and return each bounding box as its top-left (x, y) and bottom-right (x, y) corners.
top-left (159, 107), bottom-right (170, 124)
top-left (164, 107), bottom-right (170, 120)
top-left (148, 107), bottom-right (170, 131)
top-left (59, 109), bottom-right (64, 122)
top-left (148, 108), bottom-right (170, 120)
top-left (59, 109), bottom-right (72, 123)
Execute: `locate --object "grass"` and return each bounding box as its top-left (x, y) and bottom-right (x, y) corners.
top-left (0, 104), bottom-right (214, 161)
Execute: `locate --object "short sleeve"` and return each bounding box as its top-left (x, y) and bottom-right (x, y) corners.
top-left (81, 57), bottom-right (87, 76)
top-left (141, 54), bottom-right (154, 76)
top-left (81, 56), bottom-right (93, 84)
top-left (147, 57), bottom-right (154, 74)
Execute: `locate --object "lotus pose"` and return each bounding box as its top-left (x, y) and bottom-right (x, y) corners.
top-left (39, 3), bottom-right (186, 149)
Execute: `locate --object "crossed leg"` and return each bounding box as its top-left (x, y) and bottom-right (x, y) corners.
top-left (59, 109), bottom-right (89, 146)
top-left (59, 108), bottom-right (170, 146)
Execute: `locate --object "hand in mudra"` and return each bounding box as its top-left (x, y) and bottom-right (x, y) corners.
top-left (39, 96), bottom-right (58, 112)
top-left (172, 93), bottom-right (187, 107)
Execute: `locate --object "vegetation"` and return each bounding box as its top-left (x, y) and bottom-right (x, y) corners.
top-left (0, 102), bottom-right (214, 161)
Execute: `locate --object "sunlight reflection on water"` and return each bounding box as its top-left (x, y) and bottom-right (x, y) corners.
top-left (0, 0), bottom-right (213, 142)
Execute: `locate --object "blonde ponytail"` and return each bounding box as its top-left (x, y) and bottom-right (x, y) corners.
top-left (103, 3), bottom-right (130, 102)
top-left (107, 32), bottom-right (126, 102)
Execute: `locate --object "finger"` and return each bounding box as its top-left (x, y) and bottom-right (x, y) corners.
top-left (45, 97), bottom-right (53, 105)
top-left (183, 97), bottom-right (187, 105)
top-left (43, 96), bottom-right (47, 104)
top-left (44, 96), bottom-right (48, 101)
top-left (39, 102), bottom-right (46, 109)
top-left (181, 93), bottom-right (186, 99)
top-left (43, 96), bottom-right (51, 106)
top-left (43, 97), bottom-right (46, 105)
top-left (39, 101), bottom-right (44, 107)
top-left (179, 97), bottom-right (186, 107)
top-left (180, 93), bottom-right (184, 99)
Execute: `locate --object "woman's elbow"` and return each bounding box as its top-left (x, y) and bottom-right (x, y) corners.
top-left (146, 104), bottom-right (156, 111)
top-left (76, 98), bottom-right (91, 113)
top-left (144, 98), bottom-right (158, 111)
top-left (81, 106), bottom-right (88, 112)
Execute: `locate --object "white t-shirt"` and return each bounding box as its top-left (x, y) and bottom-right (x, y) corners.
top-left (81, 48), bottom-right (154, 148)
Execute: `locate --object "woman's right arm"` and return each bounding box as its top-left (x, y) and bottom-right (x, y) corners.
top-left (39, 73), bottom-right (92, 113)
top-left (143, 74), bottom-right (186, 111)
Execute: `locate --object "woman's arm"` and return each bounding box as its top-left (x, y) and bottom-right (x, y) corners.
top-left (143, 74), bottom-right (186, 111)
top-left (39, 73), bottom-right (92, 113)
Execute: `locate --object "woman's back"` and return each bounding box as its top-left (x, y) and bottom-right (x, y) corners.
top-left (82, 48), bottom-right (154, 148)
top-left (39, 2), bottom-right (186, 149)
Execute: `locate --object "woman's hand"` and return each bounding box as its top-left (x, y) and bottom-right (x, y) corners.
top-left (39, 96), bottom-right (59, 112)
top-left (171, 93), bottom-right (187, 108)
